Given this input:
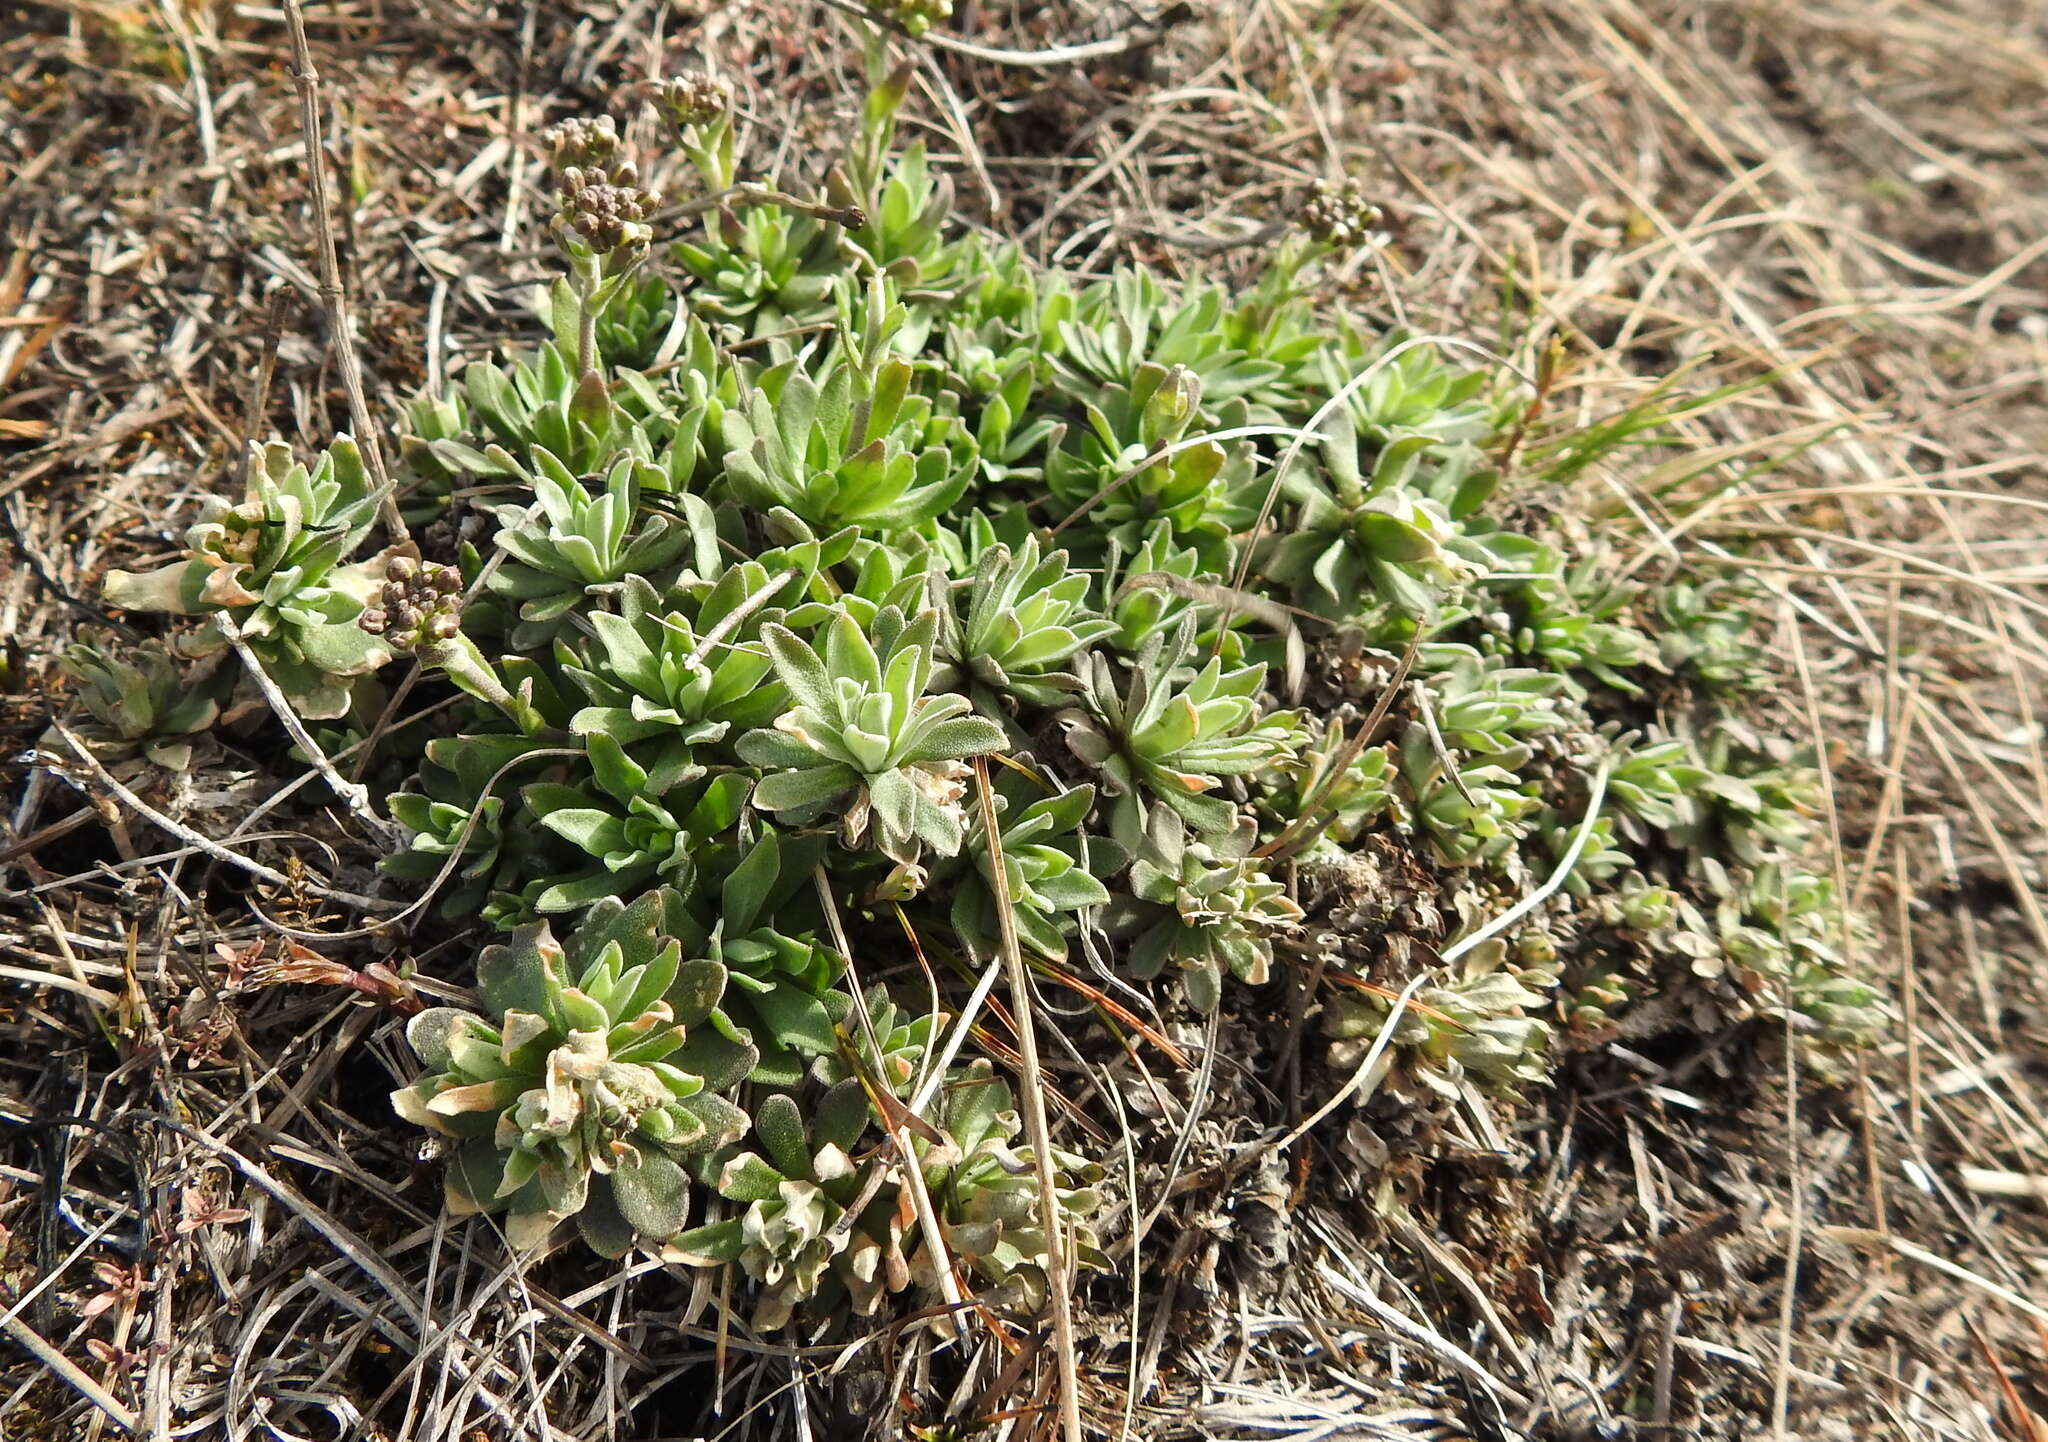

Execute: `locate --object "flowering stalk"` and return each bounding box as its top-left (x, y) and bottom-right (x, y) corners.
top-left (541, 117), bottom-right (661, 379)
top-left (360, 557), bottom-right (547, 734)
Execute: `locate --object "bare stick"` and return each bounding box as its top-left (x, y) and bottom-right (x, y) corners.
top-left (243, 288), bottom-right (294, 451)
top-left (280, 0), bottom-right (407, 544)
top-left (655, 185), bottom-right (867, 231)
top-left (0, 1310), bottom-right (139, 1434)
top-left (972, 757), bottom-right (1082, 1442)
top-left (213, 613), bottom-right (405, 849)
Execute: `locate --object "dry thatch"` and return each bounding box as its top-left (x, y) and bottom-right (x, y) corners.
top-left (3, 1), bottom-right (2046, 1438)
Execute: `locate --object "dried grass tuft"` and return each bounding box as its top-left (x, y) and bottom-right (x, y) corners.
top-left (2, 2), bottom-right (2044, 1438)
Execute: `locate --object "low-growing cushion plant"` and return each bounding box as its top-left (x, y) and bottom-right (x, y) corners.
top-left (97, 25), bottom-right (1883, 1340)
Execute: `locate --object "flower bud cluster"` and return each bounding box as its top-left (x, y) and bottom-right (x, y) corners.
top-left (559, 172), bottom-right (662, 253)
top-left (1300, 177), bottom-right (1382, 248)
top-left (542, 115), bottom-right (622, 173)
top-left (360, 555), bottom-right (465, 652)
top-left (542, 116), bottom-right (661, 256)
top-left (653, 73), bottom-right (732, 132)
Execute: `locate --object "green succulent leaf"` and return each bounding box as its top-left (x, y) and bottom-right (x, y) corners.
top-left (609, 1148), bottom-right (691, 1239)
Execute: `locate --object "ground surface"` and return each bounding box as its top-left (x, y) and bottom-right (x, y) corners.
top-left (3, 1), bottom-right (2048, 1439)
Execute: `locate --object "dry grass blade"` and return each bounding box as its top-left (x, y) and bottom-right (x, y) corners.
top-left (1313, 1255), bottom-right (1531, 1415)
top-left (1441, 760), bottom-right (1611, 964)
top-left (810, 869), bottom-right (975, 1348)
top-left (971, 756), bottom-right (1083, 1442)
top-left (1816, 1228), bottom-right (2048, 1330)
top-left (813, 0), bottom-right (1182, 67)
top-left (1964, 1312), bottom-right (2048, 1442)
top-left (1276, 969), bottom-right (1430, 1152)
top-left (279, 0), bottom-right (406, 545)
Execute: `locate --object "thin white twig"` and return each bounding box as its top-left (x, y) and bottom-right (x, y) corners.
top-left (1045, 422), bottom-right (1308, 540)
top-left (1315, 1257), bottom-right (1531, 1413)
top-left (0, 963), bottom-right (120, 1008)
top-left (816, 0), bottom-right (1177, 67)
top-left (214, 613), bottom-right (405, 849)
top-left (1222, 335), bottom-right (1539, 629)
top-left (1410, 678), bottom-right (1480, 810)
top-left (906, 953), bottom-right (1004, 1117)
top-left (1770, 952), bottom-right (1803, 1440)
top-left (157, 0), bottom-right (217, 164)
top-left (810, 870), bottom-right (973, 1345)
top-left (1440, 760), bottom-right (1614, 963)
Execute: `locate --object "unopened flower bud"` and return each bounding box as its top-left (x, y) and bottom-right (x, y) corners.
top-left (426, 612), bottom-right (462, 642)
top-left (431, 566), bottom-right (463, 595)
top-left (561, 179), bottom-right (661, 253)
top-left (655, 73), bottom-right (732, 130)
top-left (385, 556), bottom-right (419, 585)
top-left (382, 580), bottom-right (408, 609)
top-left (544, 115), bottom-right (621, 174)
top-left (359, 608), bottom-right (388, 635)
top-left (1300, 177), bottom-right (1382, 247)
top-left (574, 214), bottom-right (623, 251)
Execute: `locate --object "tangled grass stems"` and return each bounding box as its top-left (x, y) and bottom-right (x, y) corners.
top-left (85, 41), bottom-right (1886, 1354)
